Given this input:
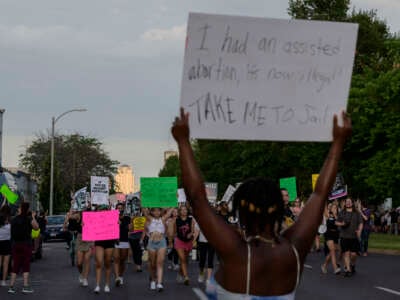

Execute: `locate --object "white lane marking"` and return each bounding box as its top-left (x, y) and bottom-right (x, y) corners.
top-left (304, 264), bottom-right (313, 269)
top-left (375, 286), bottom-right (400, 296)
top-left (193, 287), bottom-right (208, 300)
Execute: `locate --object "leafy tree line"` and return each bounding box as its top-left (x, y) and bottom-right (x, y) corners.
top-left (159, 1), bottom-right (400, 207)
top-left (20, 133), bottom-right (119, 213)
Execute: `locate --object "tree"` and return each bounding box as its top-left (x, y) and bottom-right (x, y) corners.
top-left (20, 133), bottom-right (119, 213)
top-left (158, 155), bottom-right (182, 186)
top-left (346, 68), bottom-right (400, 206)
top-left (288, 0), bottom-right (350, 21)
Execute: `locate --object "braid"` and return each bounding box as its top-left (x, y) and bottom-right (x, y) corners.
top-left (232, 177), bottom-right (284, 237)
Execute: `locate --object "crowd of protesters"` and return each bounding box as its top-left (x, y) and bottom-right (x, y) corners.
top-left (0, 188), bottom-right (398, 295)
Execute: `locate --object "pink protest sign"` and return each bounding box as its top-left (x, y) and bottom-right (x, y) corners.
top-left (82, 210), bottom-right (119, 241)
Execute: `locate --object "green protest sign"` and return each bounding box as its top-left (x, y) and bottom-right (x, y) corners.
top-left (140, 177), bottom-right (178, 208)
top-left (0, 184), bottom-right (18, 204)
top-left (279, 177), bottom-right (297, 202)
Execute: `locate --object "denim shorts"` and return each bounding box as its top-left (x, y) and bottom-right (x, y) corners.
top-left (147, 238), bottom-right (167, 251)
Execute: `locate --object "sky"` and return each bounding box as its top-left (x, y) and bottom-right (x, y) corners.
top-left (1, 0), bottom-right (399, 181)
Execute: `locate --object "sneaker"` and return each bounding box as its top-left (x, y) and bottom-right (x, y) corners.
top-left (157, 283), bottom-right (163, 292)
top-left (119, 277), bottom-right (124, 286)
top-left (94, 285), bottom-right (100, 294)
top-left (344, 271), bottom-right (352, 277)
top-left (176, 274), bottom-right (183, 283)
top-left (150, 281), bottom-right (156, 290)
top-left (184, 277), bottom-right (190, 286)
top-left (8, 286), bottom-right (16, 294)
top-left (115, 277), bottom-right (121, 287)
top-left (198, 272), bottom-right (205, 283)
top-left (173, 264), bottom-right (180, 271)
top-left (1, 280), bottom-right (7, 287)
top-left (22, 286), bottom-right (34, 294)
top-left (82, 278), bottom-right (89, 287)
top-left (104, 285), bottom-right (110, 293)
top-left (136, 266), bottom-right (142, 272)
top-left (320, 264), bottom-right (327, 274)
top-left (79, 275), bottom-right (83, 285)
top-left (334, 268), bottom-right (341, 275)
top-left (205, 279), bottom-right (210, 286)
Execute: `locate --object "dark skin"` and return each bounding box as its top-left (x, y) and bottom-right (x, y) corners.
top-left (172, 108), bottom-right (352, 296)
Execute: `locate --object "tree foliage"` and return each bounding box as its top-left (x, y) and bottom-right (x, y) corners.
top-left (20, 133), bottom-right (119, 213)
top-left (288, 0), bottom-right (350, 21)
top-left (158, 154), bottom-right (182, 186)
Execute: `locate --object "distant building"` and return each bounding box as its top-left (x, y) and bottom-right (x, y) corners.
top-left (164, 150), bottom-right (178, 163)
top-left (114, 165), bottom-right (135, 195)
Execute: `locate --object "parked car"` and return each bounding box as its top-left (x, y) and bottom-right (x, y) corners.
top-left (44, 215), bottom-right (66, 242)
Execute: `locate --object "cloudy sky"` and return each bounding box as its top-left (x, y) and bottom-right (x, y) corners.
top-left (1, 0), bottom-right (399, 180)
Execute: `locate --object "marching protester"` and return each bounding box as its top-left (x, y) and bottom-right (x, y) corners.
top-left (128, 209), bottom-right (146, 273)
top-left (174, 205), bottom-right (198, 286)
top-left (166, 208), bottom-right (179, 271)
top-left (8, 202), bottom-right (39, 294)
top-left (66, 210), bottom-right (93, 287)
top-left (172, 108), bottom-right (351, 298)
top-left (93, 205), bottom-right (116, 294)
top-left (359, 201), bottom-right (371, 256)
top-left (321, 203), bottom-right (341, 275)
top-left (144, 207), bottom-right (173, 292)
top-left (114, 203), bottom-right (131, 287)
top-left (196, 221), bottom-right (215, 285)
top-left (0, 202), bottom-right (11, 286)
top-left (336, 197), bottom-right (363, 277)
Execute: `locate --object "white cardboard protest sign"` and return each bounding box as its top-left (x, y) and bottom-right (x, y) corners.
top-left (91, 176), bottom-right (109, 206)
top-left (221, 185), bottom-right (236, 203)
top-left (178, 188), bottom-right (187, 203)
top-left (180, 13), bottom-right (358, 141)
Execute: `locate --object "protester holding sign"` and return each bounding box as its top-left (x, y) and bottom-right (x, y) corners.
top-left (128, 210), bottom-right (146, 273)
top-left (144, 207), bottom-right (174, 292)
top-left (172, 108), bottom-right (351, 298)
top-left (66, 211), bottom-right (93, 287)
top-left (92, 207), bottom-right (117, 294)
top-left (113, 203), bottom-right (131, 287)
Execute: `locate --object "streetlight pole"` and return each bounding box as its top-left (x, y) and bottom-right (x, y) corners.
top-left (49, 109), bottom-right (86, 215)
top-left (0, 108), bottom-right (5, 171)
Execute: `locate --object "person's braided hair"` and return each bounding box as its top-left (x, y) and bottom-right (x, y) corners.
top-left (232, 177), bottom-right (284, 239)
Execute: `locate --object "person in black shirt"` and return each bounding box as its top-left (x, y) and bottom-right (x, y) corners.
top-left (9, 202), bottom-right (39, 294)
top-left (113, 203), bottom-right (131, 287)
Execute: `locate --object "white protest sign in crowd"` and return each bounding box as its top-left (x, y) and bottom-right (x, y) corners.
top-left (178, 188), bottom-right (187, 203)
top-left (90, 176), bottom-right (110, 206)
top-left (180, 13), bottom-right (358, 141)
top-left (221, 184), bottom-right (236, 203)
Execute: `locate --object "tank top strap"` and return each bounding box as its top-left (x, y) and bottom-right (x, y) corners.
top-left (290, 243), bottom-right (300, 289)
top-left (245, 240), bottom-right (300, 296)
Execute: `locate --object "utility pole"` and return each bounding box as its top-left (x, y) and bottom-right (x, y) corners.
top-left (0, 108), bottom-right (5, 170)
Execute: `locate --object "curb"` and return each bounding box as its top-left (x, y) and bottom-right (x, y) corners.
top-left (368, 248), bottom-right (400, 256)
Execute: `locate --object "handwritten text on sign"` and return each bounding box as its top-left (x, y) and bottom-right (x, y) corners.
top-left (82, 210), bottom-right (119, 241)
top-left (180, 13), bottom-right (358, 141)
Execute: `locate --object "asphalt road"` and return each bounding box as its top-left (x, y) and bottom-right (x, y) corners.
top-left (1, 242), bottom-right (399, 299)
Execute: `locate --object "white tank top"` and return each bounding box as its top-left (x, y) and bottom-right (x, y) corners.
top-left (147, 218), bottom-right (165, 234)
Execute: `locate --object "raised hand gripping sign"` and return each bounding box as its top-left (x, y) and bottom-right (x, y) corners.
top-left (82, 210), bottom-right (119, 241)
top-left (180, 13), bottom-right (358, 141)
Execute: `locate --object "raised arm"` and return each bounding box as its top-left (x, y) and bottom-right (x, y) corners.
top-left (283, 112), bottom-right (352, 261)
top-left (171, 108), bottom-right (241, 255)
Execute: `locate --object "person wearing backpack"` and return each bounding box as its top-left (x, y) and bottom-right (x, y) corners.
top-left (8, 202), bottom-right (39, 294)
